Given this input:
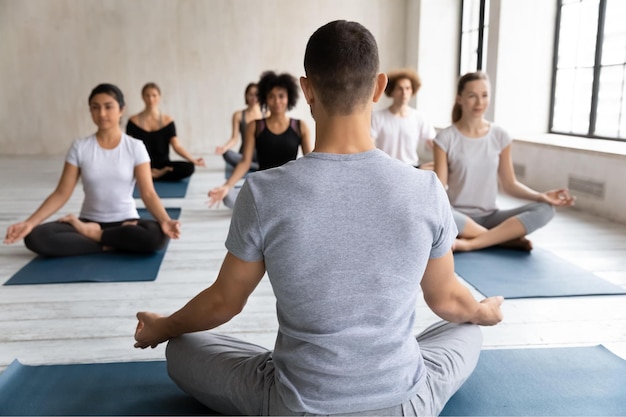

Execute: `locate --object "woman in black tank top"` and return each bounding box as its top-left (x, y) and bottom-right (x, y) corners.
top-left (208, 71), bottom-right (313, 208)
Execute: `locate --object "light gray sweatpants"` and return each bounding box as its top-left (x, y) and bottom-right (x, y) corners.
top-left (166, 321), bottom-right (482, 416)
top-left (453, 202), bottom-right (555, 235)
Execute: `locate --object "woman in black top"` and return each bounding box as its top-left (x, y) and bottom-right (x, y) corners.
top-left (208, 71), bottom-right (312, 207)
top-left (127, 82), bottom-right (205, 182)
top-left (215, 82), bottom-right (266, 170)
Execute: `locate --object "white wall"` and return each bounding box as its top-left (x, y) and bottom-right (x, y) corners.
top-left (0, 0), bottom-right (406, 155)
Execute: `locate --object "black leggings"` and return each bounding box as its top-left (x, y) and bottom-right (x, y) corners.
top-left (156, 161), bottom-right (194, 182)
top-left (24, 219), bottom-right (168, 257)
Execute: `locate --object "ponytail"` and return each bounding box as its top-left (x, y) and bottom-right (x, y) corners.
top-left (451, 71), bottom-right (489, 123)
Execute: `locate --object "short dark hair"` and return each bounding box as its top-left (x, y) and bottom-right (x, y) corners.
top-left (141, 82), bottom-right (161, 96)
top-left (88, 83), bottom-right (125, 108)
top-left (385, 69), bottom-right (422, 97)
top-left (304, 20), bottom-right (379, 115)
top-left (257, 71), bottom-right (299, 111)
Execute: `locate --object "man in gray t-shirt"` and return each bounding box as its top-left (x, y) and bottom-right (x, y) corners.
top-left (134, 20), bottom-right (504, 416)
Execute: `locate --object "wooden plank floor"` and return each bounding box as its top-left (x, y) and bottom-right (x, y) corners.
top-left (1, 155), bottom-right (625, 373)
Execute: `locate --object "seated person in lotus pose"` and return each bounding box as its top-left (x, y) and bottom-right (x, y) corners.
top-left (4, 84), bottom-right (181, 257)
top-left (433, 71), bottom-right (575, 252)
top-left (371, 68), bottom-right (436, 169)
top-left (214, 82), bottom-right (267, 171)
top-left (207, 71), bottom-right (312, 208)
top-left (134, 20), bottom-right (503, 416)
top-left (127, 82), bottom-right (204, 182)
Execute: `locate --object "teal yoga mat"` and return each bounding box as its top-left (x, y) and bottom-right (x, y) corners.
top-left (453, 247), bottom-right (626, 298)
top-left (0, 360), bottom-right (217, 416)
top-left (133, 177), bottom-right (189, 198)
top-left (4, 208), bottom-right (180, 285)
top-left (441, 345), bottom-right (626, 416)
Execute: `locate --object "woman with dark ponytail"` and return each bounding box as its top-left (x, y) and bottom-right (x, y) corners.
top-left (4, 83), bottom-right (181, 256)
top-left (433, 72), bottom-right (575, 252)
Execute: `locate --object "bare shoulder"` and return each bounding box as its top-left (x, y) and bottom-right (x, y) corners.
top-left (128, 114), bottom-right (140, 124)
top-left (162, 114), bottom-right (174, 125)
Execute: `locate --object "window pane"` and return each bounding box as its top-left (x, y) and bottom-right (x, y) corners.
top-left (619, 65), bottom-right (626, 138)
top-left (462, 29), bottom-right (479, 73)
top-left (462, 0), bottom-right (481, 31)
top-left (595, 65), bottom-right (624, 137)
top-left (601, 0), bottom-right (626, 66)
top-left (460, 0), bottom-right (488, 74)
top-left (553, 68), bottom-right (593, 134)
top-left (557, 0), bottom-right (599, 69)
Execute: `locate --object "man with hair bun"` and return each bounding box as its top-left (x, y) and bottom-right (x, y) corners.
top-left (134, 20), bottom-right (503, 416)
top-left (371, 68), bottom-right (437, 169)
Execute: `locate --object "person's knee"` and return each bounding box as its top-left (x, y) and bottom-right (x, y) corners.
top-left (530, 203), bottom-right (556, 230)
top-left (24, 226), bottom-right (52, 256)
top-left (540, 202), bottom-right (556, 222)
top-left (182, 162), bottom-right (195, 177)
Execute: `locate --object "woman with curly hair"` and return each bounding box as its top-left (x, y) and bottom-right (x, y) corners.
top-left (208, 71), bottom-right (312, 208)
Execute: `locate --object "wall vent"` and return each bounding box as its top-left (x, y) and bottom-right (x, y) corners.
top-left (513, 163), bottom-right (526, 178)
top-left (568, 176), bottom-right (605, 199)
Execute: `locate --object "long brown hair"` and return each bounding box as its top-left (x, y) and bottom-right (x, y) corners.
top-left (451, 71), bottom-right (489, 123)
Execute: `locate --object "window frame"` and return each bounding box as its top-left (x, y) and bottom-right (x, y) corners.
top-left (550, 0), bottom-right (626, 142)
top-left (459, 0), bottom-right (489, 75)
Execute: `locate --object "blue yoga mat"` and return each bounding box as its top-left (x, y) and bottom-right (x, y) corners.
top-left (4, 208), bottom-right (180, 286)
top-left (441, 345), bottom-right (626, 416)
top-left (133, 177), bottom-right (189, 198)
top-left (453, 247), bottom-right (626, 298)
top-left (0, 360), bottom-right (217, 416)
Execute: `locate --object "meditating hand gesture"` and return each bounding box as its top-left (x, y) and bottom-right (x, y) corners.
top-left (540, 188), bottom-right (575, 207)
top-left (161, 219), bottom-right (181, 239)
top-left (4, 221), bottom-right (34, 244)
top-left (134, 311), bottom-right (171, 349)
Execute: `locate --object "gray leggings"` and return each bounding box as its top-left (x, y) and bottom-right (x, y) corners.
top-left (165, 321), bottom-right (482, 416)
top-left (453, 202), bottom-right (555, 235)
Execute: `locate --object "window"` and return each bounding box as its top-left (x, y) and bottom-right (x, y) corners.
top-left (551, 0), bottom-right (626, 141)
top-left (459, 0), bottom-right (490, 74)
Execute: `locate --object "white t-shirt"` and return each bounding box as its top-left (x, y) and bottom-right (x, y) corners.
top-left (370, 107), bottom-right (436, 166)
top-left (66, 133), bottom-right (150, 222)
top-left (434, 124), bottom-right (512, 217)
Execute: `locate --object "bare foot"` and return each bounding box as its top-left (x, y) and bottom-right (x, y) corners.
top-left (498, 236), bottom-right (533, 252)
top-left (58, 214), bottom-right (103, 242)
top-left (151, 167), bottom-right (173, 179)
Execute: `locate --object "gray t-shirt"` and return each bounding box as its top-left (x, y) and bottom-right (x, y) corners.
top-left (66, 133), bottom-right (150, 222)
top-left (434, 124), bottom-right (512, 217)
top-left (225, 149), bottom-right (456, 414)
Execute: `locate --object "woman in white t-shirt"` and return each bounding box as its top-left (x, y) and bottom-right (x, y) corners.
top-left (370, 68), bottom-right (436, 169)
top-left (3, 83), bottom-right (181, 257)
top-left (433, 72), bottom-right (574, 252)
